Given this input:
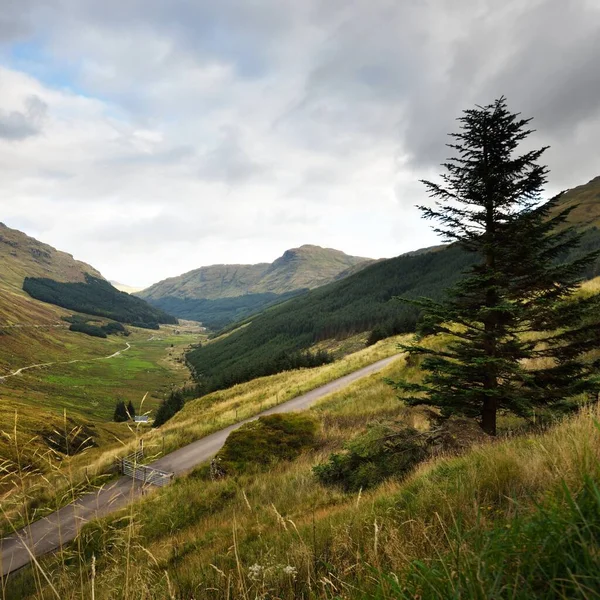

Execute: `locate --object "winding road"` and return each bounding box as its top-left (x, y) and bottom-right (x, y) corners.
top-left (0, 353), bottom-right (400, 577)
top-left (0, 343), bottom-right (131, 382)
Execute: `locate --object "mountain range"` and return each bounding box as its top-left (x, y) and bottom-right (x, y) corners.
top-left (136, 245), bottom-right (374, 329)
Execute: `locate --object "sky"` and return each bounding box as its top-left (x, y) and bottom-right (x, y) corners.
top-left (1, 0), bottom-right (599, 287)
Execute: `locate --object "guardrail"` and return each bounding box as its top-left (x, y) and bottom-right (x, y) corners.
top-left (120, 448), bottom-right (174, 487)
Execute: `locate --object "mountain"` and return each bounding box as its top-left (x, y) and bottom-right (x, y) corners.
top-left (0, 222), bottom-right (176, 330)
top-left (110, 281), bottom-right (143, 294)
top-left (0, 222), bottom-right (104, 293)
top-left (186, 176), bottom-right (600, 395)
top-left (137, 245), bottom-right (373, 329)
top-left (550, 175), bottom-right (600, 229)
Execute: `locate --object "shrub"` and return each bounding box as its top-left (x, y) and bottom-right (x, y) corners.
top-left (217, 413), bottom-right (318, 475)
top-left (314, 423), bottom-right (428, 491)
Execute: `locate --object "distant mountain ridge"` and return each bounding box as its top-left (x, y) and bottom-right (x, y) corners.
top-left (139, 245), bottom-right (373, 301)
top-left (137, 245), bottom-right (373, 329)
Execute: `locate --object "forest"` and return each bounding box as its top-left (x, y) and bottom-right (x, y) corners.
top-left (23, 273), bottom-right (178, 329)
top-left (146, 289), bottom-right (306, 330)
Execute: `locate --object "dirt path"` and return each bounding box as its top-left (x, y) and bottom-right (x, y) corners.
top-left (0, 354), bottom-right (400, 577)
top-left (0, 342), bottom-right (131, 382)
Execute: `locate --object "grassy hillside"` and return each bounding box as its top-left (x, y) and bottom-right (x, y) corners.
top-left (0, 224), bottom-right (195, 485)
top-left (138, 245), bottom-right (373, 327)
top-left (7, 344), bottom-right (600, 599)
top-left (0, 222), bottom-right (104, 292)
top-left (550, 175), bottom-right (600, 229)
top-left (0, 335), bottom-right (401, 537)
top-left (186, 182), bottom-right (600, 396)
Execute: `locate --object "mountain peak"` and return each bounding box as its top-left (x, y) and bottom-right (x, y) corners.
top-left (139, 245), bottom-right (373, 302)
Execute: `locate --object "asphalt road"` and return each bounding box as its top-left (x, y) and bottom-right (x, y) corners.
top-left (0, 353), bottom-right (400, 577)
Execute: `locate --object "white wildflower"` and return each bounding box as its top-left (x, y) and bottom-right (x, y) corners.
top-left (282, 565), bottom-right (297, 579)
top-left (248, 563), bottom-right (264, 581)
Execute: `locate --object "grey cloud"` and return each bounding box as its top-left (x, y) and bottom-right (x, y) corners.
top-left (401, 0), bottom-right (600, 174)
top-left (0, 95), bottom-right (47, 140)
top-left (198, 127), bottom-right (265, 184)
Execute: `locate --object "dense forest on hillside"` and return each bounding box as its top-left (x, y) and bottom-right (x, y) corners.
top-left (23, 274), bottom-right (177, 329)
top-left (147, 289), bottom-right (307, 330)
top-left (187, 227), bottom-right (600, 395)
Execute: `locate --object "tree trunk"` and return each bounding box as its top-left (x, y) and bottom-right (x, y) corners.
top-left (481, 396), bottom-right (497, 436)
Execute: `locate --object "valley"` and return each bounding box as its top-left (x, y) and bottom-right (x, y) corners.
top-left (1, 175), bottom-right (600, 596)
top-left (2, 4), bottom-right (600, 597)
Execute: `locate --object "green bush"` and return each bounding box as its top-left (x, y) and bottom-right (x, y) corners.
top-left (314, 423), bottom-right (428, 491)
top-left (217, 413), bottom-right (318, 475)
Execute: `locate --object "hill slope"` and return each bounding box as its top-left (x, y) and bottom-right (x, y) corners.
top-left (137, 245), bottom-right (373, 328)
top-left (186, 177), bottom-right (600, 394)
top-left (0, 222), bottom-right (104, 293)
top-left (550, 175), bottom-right (600, 229)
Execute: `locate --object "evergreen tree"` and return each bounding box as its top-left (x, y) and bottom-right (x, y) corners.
top-left (113, 400), bottom-right (128, 423)
top-left (153, 390), bottom-right (186, 428)
top-left (390, 97), bottom-right (600, 435)
top-left (126, 400), bottom-right (136, 420)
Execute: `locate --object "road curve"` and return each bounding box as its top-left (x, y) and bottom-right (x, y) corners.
top-left (0, 353), bottom-right (400, 577)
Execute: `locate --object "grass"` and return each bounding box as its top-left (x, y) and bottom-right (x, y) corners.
top-left (0, 323), bottom-right (205, 536)
top-left (0, 333), bottom-right (401, 538)
top-left (6, 344), bottom-right (599, 599)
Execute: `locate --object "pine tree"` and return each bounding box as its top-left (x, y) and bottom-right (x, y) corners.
top-left (113, 400), bottom-right (128, 423)
top-left (152, 390), bottom-right (186, 428)
top-left (126, 400), bottom-right (136, 420)
top-left (390, 97), bottom-right (600, 435)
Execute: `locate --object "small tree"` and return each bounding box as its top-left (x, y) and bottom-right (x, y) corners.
top-left (390, 97), bottom-right (600, 435)
top-left (126, 400), bottom-right (136, 420)
top-left (113, 400), bottom-right (128, 423)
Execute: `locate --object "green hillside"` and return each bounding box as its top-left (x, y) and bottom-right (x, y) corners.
top-left (137, 245), bottom-right (373, 327)
top-left (186, 180), bottom-right (600, 395)
top-left (150, 289), bottom-right (306, 331)
top-left (24, 274), bottom-right (177, 329)
top-left (7, 347), bottom-right (600, 599)
top-left (0, 224), bottom-right (195, 480)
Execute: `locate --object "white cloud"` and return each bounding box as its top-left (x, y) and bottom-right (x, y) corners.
top-left (0, 0), bottom-right (598, 286)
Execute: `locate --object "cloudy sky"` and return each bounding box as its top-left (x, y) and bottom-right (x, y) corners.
top-left (1, 0), bottom-right (599, 287)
